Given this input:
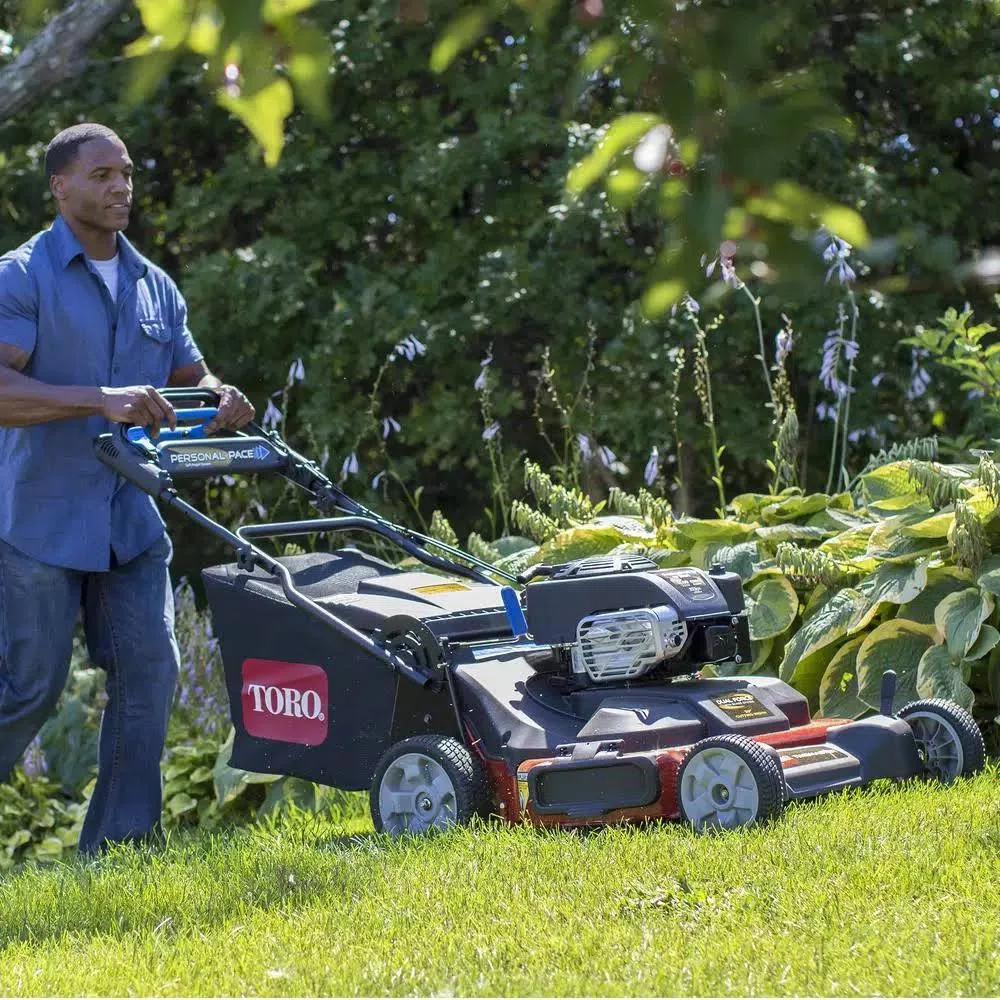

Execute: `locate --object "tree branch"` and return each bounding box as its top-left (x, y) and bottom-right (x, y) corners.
top-left (0, 0), bottom-right (131, 122)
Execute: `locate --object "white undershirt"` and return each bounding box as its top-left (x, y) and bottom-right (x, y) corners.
top-left (89, 254), bottom-right (119, 302)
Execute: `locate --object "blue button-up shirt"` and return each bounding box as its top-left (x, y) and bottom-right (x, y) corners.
top-left (0, 215), bottom-right (204, 571)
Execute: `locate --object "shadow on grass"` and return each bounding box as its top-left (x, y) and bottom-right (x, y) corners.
top-left (0, 819), bottom-right (387, 949)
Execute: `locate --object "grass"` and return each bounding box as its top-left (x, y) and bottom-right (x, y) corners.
top-left (1, 768), bottom-right (999, 997)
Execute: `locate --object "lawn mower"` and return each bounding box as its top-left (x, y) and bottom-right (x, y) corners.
top-left (95, 388), bottom-right (987, 835)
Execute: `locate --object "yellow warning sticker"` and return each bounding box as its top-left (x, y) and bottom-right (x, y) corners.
top-left (413, 582), bottom-right (472, 595)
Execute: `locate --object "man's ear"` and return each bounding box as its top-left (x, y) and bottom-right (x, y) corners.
top-left (49, 174), bottom-right (66, 203)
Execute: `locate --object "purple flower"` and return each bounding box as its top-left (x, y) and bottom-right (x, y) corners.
top-left (393, 335), bottom-right (428, 362)
top-left (822, 234), bottom-right (856, 285)
top-left (577, 433), bottom-right (592, 459)
top-left (816, 401), bottom-right (837, 421)
top-left (474, 349), bottom-right (493, 392)
top-left (262, 399), bottom-right (283, 431)
top-left (340, 452), bottom-right (359, 479)
top-left (372, 470), bottom-right (387, 489)
top-left (382, 416), bottom-right (400, 439)
top-left (288, 357), bottom-right (306, 383)
top-left (820, 328), bottom-right (855, 400)
top-left (597, 445), bottom-right (617, 468)
top-left (775, 329), bottom-right (793, 365)
top-left (22, 736), bottom-right (46, 778)
top-left (704, 244), bottom-right (741, 289)
top-left (482, 422), bottom-right (501, 441)
top-left (905, 348), bottom-right (931, 400)
top-left (643, 446), bottom-right (660, 486)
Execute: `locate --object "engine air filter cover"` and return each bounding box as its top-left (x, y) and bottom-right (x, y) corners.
top-left (572, 605), bottom-right (687, 682)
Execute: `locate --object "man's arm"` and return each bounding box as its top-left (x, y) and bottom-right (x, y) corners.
top-left (0, 344), bottom-right (177, 431)
top-left (169, 360), bottom-right (255, 433)
top-left (0, 254), bottom-right (177, 433)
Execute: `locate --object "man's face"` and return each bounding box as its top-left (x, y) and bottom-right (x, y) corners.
top-left (50, 136), bottom-right (133, 233)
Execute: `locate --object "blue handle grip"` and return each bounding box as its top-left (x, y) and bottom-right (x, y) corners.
top-left (126, 407), bottom-right (219, 444)
top-left (501, 586), bottom-right (529, 637)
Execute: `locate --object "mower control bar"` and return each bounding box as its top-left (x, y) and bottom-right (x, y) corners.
top-left (165, 494), bottom-right (439, 689)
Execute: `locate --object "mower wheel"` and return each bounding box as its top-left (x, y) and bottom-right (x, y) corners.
top-left (370, 734), bottom-right (489, 837)
top-left (677, 734), bottom-right (785, 833)
top-left (898, 699), bottom-right (985, 783)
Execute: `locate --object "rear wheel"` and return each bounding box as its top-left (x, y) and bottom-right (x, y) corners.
top-left (898, 699), bottom-right (985, 782)
top-left (677, 734), bottom-right (785, 832)
top-left (370, 734), bottom-right (489, 836)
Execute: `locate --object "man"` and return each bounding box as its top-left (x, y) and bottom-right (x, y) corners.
top-left (0, 122), bottom-right (255, 853)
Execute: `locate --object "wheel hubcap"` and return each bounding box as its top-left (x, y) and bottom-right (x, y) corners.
top-left (378, 752), bottom-right (458, 835)
top-left (680, 747), bottom-right (760, 831)
top-left (906, 712), bottom-right (964, 782)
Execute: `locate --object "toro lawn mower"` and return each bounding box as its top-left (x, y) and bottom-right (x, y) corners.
top-left (96, 389), bottom-right (987, 835)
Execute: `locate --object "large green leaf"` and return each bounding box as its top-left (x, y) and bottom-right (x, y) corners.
top-left (779, 587), bottom-right (866, 684)
top-left (934, 587), bottom-right (994, 659)
top-left (166, 792), bottom-right (199, 818)
top-left (674, 518), bottom-right (757, 543)
top-left (818, 524), bottom-right (877, 560)
top-left (705, 541), bottom-right (760, 582)
top-left (751, 636), bottom-right (774, 672)
top-left (492, 536), bottom-right (537, 557)
top-left (856, 620), bottom-right (935, 712)
top-left (747, 576), bottom-right (799, 641)
top-left (901, 508), bottom-right (956, 539)
top-left (593, 515), bottom-right (657, 540)
top-left (964, 624), bottom-right (1000, 662)
top-left (760, 493), bottom-right (830, 525)
top-left (533, 526), bottom-right (625, 564)
top-left (729, 493), bottom-right (773, 521)
top-left (818, 636), bottom-right (869, 720)
top-left (788, 642), bottom-right (844, 708)
top-left (807, 508), bottom-right (873, 533)
top-left (896, 566), bottom-right (975, 624)
top-left (976, 554), bottom-right (1000, 597)
top-left (865, 516), bottom-right (945, 564)
top-left (755, 524), bottom-right (833, 543)
top-left (861, 461), bottom-right (917, 502)
top-left (916, 644), bottom-right (974, 711)
top-left (219, 77), bottom-right (295, 167)
top-left (849, 559), bottom-right (930, 634)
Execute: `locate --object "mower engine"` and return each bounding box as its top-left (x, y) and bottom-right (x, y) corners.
top-left (523, 555), bottom-right (752, 682)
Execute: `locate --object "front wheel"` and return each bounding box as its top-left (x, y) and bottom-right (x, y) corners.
top-left (898, 699), bottom-right (985, 782)
top-left (370, 734), bottom-right (489, 837)
top-left (676, 734), bottom-right (785, 833)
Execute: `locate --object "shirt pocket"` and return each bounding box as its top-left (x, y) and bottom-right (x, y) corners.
top-left (137, 316), bottom-right (172, 386)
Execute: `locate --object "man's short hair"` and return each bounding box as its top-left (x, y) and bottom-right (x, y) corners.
top-left (44, 123), bottom-right (121, 179)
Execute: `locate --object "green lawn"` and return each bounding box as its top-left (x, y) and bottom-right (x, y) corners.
top-left (1, 767), bottom-right (999, 997)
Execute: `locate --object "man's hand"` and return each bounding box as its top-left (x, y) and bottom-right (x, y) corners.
top-left (204, 385), bottom-right (255, 434)
top-left (101, 385), bottom-right (176, 439)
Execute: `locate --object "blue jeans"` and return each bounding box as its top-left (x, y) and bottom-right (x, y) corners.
top-left (0, 534), bottom-right (179, 854)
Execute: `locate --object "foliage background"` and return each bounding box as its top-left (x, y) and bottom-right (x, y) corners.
top-left (2, 0), bottom-right (999, 584)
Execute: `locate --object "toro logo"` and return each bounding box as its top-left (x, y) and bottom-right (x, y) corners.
top-left (241, 658), bottom-right (329, 745)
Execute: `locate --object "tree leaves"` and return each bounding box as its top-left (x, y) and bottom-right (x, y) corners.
top-left (219, 78), bottom-right (295, 166)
